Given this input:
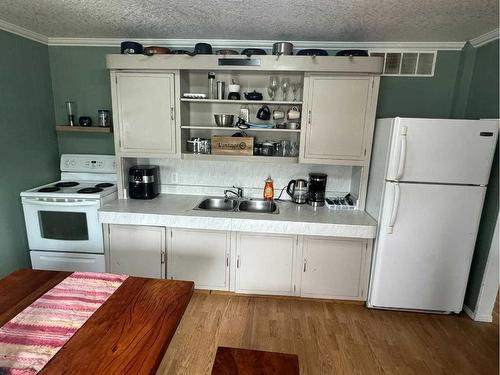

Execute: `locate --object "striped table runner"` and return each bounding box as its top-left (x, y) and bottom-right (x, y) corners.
top-left (0, 272), bottom-right (128, 375)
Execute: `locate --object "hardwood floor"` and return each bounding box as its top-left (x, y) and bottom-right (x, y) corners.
top-left (159, 292), bottom-right (499, 375)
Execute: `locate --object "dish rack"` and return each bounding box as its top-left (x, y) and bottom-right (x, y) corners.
top-left (325, 194), bottom-right (357, 210)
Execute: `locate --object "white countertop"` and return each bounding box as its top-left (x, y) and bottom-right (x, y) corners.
top-left (99, 194), bottom-right (377, 239)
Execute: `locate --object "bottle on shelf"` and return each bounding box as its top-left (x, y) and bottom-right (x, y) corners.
top-left (263, 175), bottom-right (274, 200)
top-left (208, 72), bottom-right (216, 99)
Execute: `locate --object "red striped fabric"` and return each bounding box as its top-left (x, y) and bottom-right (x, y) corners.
top-left (0, 272), bottom-right (128, 374)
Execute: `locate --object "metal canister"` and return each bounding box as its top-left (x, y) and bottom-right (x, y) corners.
top-left (216, 81), bottom-right (225, 100)
top-left (98, 110), bottom-right (110, 127)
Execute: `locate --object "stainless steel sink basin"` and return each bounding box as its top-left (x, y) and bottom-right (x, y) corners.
top-left (196, 197), bottom-right (238, 211)
top-left (238, 199), bottom-right (279, 214)
top-left (194, 197), bottom-right (279, 214)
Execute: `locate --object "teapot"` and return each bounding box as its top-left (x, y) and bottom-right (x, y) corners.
top-left (244, 90), bottom-right (263, 101)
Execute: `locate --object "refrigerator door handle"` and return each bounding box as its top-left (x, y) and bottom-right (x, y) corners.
top-left (395, 126), bottom-right (408, 180)
top-left (387, 183), bottom-right (401, 234)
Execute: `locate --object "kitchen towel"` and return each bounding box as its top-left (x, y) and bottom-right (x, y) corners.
top-left (0, 272), bottom-right (128, 375)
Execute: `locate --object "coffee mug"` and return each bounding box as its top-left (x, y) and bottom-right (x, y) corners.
top-left (256, 105), bottom-right (271, 121)
top-left (287, 106), bottom-right (301, 120)
top-left (273, 110), bottom-right (285, 120)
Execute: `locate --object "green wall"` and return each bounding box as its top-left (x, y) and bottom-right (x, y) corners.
top-left (49, 46), bottom-right (117, 155)
top-left (376, 51), bottom-right (461, 118)
top-left (0, 30), bottom-right (60, 277)
top-left (463, 40), bottom-right (499, 311)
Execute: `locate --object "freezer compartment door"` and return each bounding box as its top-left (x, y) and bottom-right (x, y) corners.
top-left (369, 182), bottom-right (485, 312)
top-left (386, 118), bottom-right (498, 185)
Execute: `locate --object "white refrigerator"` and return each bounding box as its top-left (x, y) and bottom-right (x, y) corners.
top-left (366, 118), bottom-right (498, 313)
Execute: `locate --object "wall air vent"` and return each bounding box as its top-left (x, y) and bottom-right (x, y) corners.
top-left (369, 51), bottom-right (436, 77)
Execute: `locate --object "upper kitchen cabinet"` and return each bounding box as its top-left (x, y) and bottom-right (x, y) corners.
top-left (110, 71), bottom-right (181, 157)
top-left (300, 74), bottom-right (379, 166)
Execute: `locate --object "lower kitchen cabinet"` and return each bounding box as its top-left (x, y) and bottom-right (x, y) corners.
top-left (168, 228), bottom-right (230, 290)
top-left (108, 224), bottom-right (165, 278)
top-left (235, 232), bottom-right (299, 296)
top-left (301, 237), bottom-right (371, 300)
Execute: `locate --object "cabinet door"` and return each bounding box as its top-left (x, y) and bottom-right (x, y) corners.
top-left (108, 224), bottom-right (165, 278)
top-left (168, 228), bottom-right (230, 291)
top-left (115, 72), bottom-right (176, 155)
top-left (301, 237), bottom-right (370, 300)
top-left (235, 233), bottom-right (297, 296)
top-left (302, 75), bottom-right (375, 164)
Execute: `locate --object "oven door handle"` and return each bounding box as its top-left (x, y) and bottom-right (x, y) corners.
top-left (22, 199), bottom-right (99, 207)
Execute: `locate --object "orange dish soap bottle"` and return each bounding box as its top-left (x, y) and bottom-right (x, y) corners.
top-left (263, 175), bottom-right (274, 201)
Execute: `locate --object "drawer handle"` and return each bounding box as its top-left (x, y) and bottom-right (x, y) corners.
top-left (170, 107), bottom-right (175, 121)
top-left (303, 259), bottom-right (307, 272)
top-left (237, 255), bottom-right (240, 268)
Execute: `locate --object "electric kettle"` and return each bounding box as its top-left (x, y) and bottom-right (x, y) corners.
top-left (286, 179), bottom-right (308, 204)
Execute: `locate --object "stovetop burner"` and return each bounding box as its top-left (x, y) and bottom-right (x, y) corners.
top-left (55, 181), bottom-right (80, 188)
top-left (95, 183), bottom-right (114, 188)
top-left (77, 187), bottom-right (103, 194)
top-left (38, 186), bottom-right (61, 193)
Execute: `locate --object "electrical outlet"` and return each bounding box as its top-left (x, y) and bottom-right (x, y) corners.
top-left (171, 172), bottom-right (178, 184)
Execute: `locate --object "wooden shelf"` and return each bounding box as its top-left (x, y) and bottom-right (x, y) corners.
top-left (182, 153), bottom-right (298, 163)
top-left (56, 125), bottom-right (112, 133)
top-left (181, 126), bottom-right (300, 133)
top-left (180, 98), bottom-right (303, 105)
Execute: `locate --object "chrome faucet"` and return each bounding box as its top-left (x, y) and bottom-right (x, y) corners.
top-left (224, 186), bottom-right (243, 199)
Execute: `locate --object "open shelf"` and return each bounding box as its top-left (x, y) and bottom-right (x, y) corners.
top-left (182, 153), bottom-right (298, 163)
top-left (180, 98), bottom-right (303, 105)
top-left (56, 125), bottom-right (112, 133)
top-left (181, 126), bottom-right (300, 133)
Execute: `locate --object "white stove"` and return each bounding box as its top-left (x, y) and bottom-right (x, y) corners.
top-left (20, 154), bottom-right (118, 273)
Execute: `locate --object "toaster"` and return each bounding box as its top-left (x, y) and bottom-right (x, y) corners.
top-left (128, 165), bottom-right (159, 199)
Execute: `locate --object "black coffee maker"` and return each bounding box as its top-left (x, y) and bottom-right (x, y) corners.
top-left (307, 173), bottom-right (327, 207)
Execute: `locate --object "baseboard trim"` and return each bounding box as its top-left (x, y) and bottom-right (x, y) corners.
top-left (463, 304), bottom-right (493, 322)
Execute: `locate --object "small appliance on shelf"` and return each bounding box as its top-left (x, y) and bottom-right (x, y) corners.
top-left (307, 173), bottom-right (327, 207)
top-left (128, 165), bottom-right (160, 199)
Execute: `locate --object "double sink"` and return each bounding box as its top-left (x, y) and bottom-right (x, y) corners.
top-left (194, 197), bottom-right (279, 214)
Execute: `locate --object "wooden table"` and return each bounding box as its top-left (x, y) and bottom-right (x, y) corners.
top-left (0, 269), bottom-right (194, 374)
top-left (211, 347), bottom-right (300, 375)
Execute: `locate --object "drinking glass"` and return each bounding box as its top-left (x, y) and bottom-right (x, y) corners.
top-left (268, 76), bottom-right (280, 101)
top-left (291, 82), bottom-right (301, 101)
top-left (267, 87), bottom-right (274, 101)
top-left (280, 78), bottom-right (290, 101)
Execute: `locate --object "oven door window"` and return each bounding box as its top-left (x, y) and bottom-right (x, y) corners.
top-left (38, 211), bottom-right (89, 241)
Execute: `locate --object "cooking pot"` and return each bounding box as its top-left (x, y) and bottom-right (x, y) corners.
top-left (120, 41), bottom-right (143, 54)
top-left (241, 48), bottom-right (267, 56)
top-left (272, 42), bottom-right (293, 56)
top-left (194, 43), bottom-right (213, 54)
top-left (336, 49), bottom-right (369, 57)
top-left (297, 49), bottom-right (328, 56)
top-left (144, 46), bottom-right (171, 55)
top-left (216, 49), bottom-right (239, 55)
top-left (244, 90), bottom-right (263, 100)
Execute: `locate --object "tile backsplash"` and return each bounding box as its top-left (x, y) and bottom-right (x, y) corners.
top-left (140, 158), bottom-right (352, 198)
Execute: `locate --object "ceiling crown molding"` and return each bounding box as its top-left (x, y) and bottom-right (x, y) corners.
top-left (469, 28), bottom-right (499, 47)
top-left (0, 18), bottom-right (48, 44)
top-left (46, 37), bottom-right (465, 50)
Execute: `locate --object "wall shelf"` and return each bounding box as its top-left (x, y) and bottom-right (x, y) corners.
top-left (181, 126), bottom-right (301, 133)
top-left (56, 125), bottom-right (112, 133)
top-left (182, 153), bottom-right (298, 163)
top-left (180, 98), bottom-right (303, 105)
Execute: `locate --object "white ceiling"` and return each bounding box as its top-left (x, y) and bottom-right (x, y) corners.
top-left (0, 0), bottom-right (498, 43)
